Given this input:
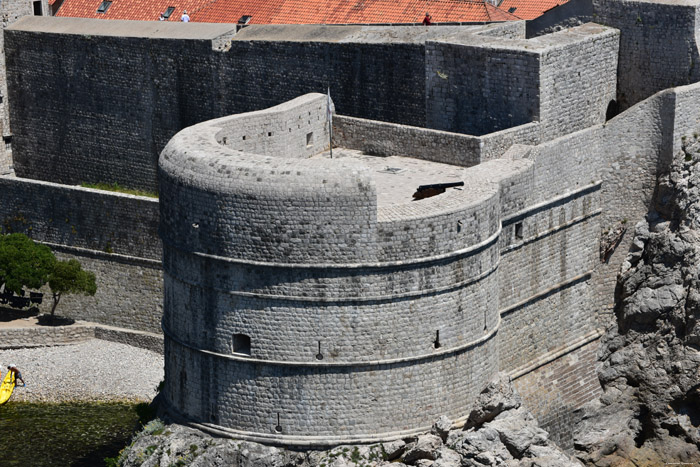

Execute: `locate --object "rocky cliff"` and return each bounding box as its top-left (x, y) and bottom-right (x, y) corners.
top-left (573, 136), bottom-right (700, 465)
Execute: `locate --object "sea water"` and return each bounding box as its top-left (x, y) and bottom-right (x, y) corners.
top-left (0, 402), bottom-right (144, 466)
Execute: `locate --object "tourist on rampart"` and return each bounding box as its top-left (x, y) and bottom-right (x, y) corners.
top-left (181, 10), bottom-right (190, 22)
top-left (422, 13), bottom-right (432, 25)
top-left (159, 13), bottom-right (165, 21)
top-left (8, 364), bottom-right (25, 387)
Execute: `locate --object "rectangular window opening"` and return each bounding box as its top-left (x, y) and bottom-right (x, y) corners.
top-left (232, 333), bottom-right (251, 356)
top-left (515, 222), bottom-right (524, 240)
top-left (306, 132), bottom-right (313, 147)
top-left (33, 1), bottom-right (42, 15)
top-left (97, 0), bottom-right (112, 13)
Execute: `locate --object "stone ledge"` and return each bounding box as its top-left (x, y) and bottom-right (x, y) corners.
top-left (0, 321), bottom-right (163, 354)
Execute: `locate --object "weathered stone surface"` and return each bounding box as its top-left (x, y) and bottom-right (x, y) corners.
top-left (465, 373), bottom-right (522, 429)
top-left (431, 416), bottom-right (452, 442)
top-left (402, 434), bottom-right (442, 463)
top-left (573, 136), bottom-right (700, 465)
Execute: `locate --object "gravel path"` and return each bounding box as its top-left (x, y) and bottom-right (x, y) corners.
top-left (0, 339), bottom-right (164, 403)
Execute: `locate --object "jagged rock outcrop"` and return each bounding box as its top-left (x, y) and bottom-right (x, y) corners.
top-left (573, 136), bottom-right (700, 465)
top-left (117, 374), bottom-right (578, 466)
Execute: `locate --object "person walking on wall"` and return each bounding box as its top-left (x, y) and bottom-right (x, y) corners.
top-left (8, 364), bottom-right (25, 387)
top-left (159, 12), bottom-right (165, 20)
top-left (181, 10), bottom-right (190, 22)
top-left (422, 13), bottom-right (432, 25)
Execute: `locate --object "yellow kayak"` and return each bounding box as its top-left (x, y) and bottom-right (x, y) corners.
top-left (0, 371), bottom-right (15, 405)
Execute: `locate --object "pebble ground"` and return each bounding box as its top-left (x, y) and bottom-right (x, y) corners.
top-left (0, 339), bottom-right (164, 403)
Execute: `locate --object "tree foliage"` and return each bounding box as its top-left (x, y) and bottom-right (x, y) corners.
top-left (0, 233), bottom-right (56, 296)
top-left (48, 259), bottom-right (97, 317)
top-left (0, 233), bottom-right (97, 318)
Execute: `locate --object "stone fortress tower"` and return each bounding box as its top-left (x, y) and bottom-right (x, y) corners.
top-left (158, 87), bottom-right (598, 445)
top-left (5, 0), bottom-right (700, 450)
top-left (158, 94), bottom-right (505, 444)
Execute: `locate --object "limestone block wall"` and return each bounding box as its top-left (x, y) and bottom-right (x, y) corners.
top-left (593, 0), bottom-right (700, 110)
top-left (0, 0), bottom-right (49, 175)
top-left (158, 94), bottom-right (538, 445)
top-left (529, 0), bottom-right (700, 111)
top-left (425, 41), bottom-right (540, 135)
top-left (333, 116), bottom-right (541, 166)
top-left (0, 175), bottom-right (163, 332)
top-left (6, 18), bottom-right (617, 194)
top-left (425, 24), bottom-right (618, 139)
top-left (5, 19), bottom-right (428, 192)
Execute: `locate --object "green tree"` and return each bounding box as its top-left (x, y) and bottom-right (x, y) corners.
top-left (48, 259), bottom-right (97, 318)
top-left (0, 233), bottom-right (56, 296)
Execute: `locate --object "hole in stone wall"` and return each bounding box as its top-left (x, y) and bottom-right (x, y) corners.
top-left (457, 220), bottom-right (463, 233)
top-left (433, 330), bottom-right (441, 349)
top-left (268, 131), bottom-right (272, 137)
top-left (242, 135), bottom-right (246, 140)
top-left (515, 222), bottom-right (524, 240)
top-left (306, 132), bottom-right (313, 147)
top-left (232, 333), bottom-right (251, 355)
top-left (605, 100), bottom-right (619, 121)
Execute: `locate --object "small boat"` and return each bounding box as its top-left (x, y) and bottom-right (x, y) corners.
top-left (0, 371), bottom-right (16, 405)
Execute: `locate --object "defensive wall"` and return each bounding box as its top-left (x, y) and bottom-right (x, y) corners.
top-left (1, 6), bottom-right (700, 448)
top-left (0, 175), bottom-right (163, 333)
top-left (5, 17), bottom-right (615, 192)
top-left (0, 0), bottom-right (49, 175)
top-left (528, 0), bottom-right (700, 111)
top-left (1, 81), bottom-right (699, 448)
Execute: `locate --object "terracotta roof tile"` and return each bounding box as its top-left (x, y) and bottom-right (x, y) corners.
top-left (498, 0), bottom-right (567, 20)
top-left (56, 0), bottom-right (213, 21)
top-left (56, 0), bottom-right (521, 24)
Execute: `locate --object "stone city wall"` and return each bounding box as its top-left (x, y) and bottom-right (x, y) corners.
top-left (0, 175), bottom-right (163, 332)
top-left (333, 115), bottom-right (542, 166)
top-left (7, 18), bottom-right (616, 192)
top-left (0, 0), bottom-right (49, 176)
top-left (425, 23), bottom-right (618, 139)
top-left (512, 337), bottom-right (603, 449)
top-left (528, 0), bottom-right (700, 111)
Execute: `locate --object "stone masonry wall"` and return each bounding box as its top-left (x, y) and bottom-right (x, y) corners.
top-left (529, 0), bottom-right (700, 111)
top-left (512, 338), bottom-right (603, 449)
top-left (7, 18), bottom-right (616, 193)
top-left (6, 19), bottom-right (427, 192)
top-left (157, 95), bottom-right (538, 444)
top-left (0, 175), bottom-right (163, 332)
top-left (333, 116), bottom-right (542, 166)
top-left (425, 24), bottom-right (617, 139)
top-left (593, 0), bottom-right (700, 111)
top-left (0, 0), bottom-right (49, 175)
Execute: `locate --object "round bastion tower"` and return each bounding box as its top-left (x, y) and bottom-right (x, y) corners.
top-left (158, 93), bottom-right (502, 446)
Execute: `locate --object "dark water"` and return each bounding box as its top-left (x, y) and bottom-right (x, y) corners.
top-left (0, 402), bottom-right (143, 467)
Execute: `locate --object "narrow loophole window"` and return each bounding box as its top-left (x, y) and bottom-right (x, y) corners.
top-left (433, 330), bottom-right (441, 349)
top-left (515, 222), bottom-right (524, 240)
top-left (306, 132), bottom-right (313, 147)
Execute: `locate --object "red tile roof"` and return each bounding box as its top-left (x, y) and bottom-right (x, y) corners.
top-left (498, 0), bottom-right (567, 20)
top-left (56, 0), bottom-right (212, 21)
top-left (56, 0), bottom-right (521, 24)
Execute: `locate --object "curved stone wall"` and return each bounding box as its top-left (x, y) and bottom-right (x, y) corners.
top-left (159, 94), bottom-right (504, 445)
